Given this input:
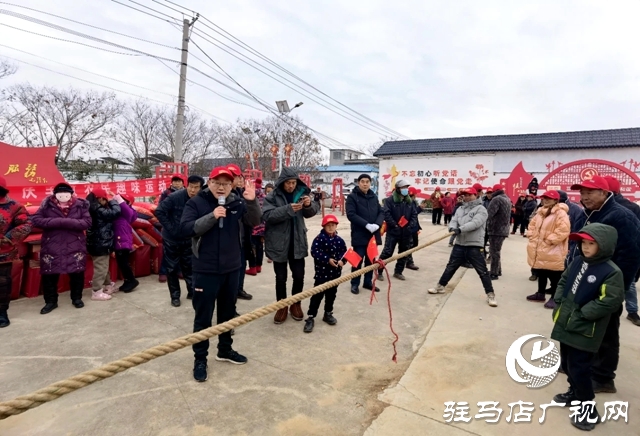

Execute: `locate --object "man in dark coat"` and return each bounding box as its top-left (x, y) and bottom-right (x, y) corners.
top-left (379, 179), bottom-right (418, 281)
top-left (0, 176), bottom-right (31, 327)
top-left (345, 173), bottom-right (383, 294)
top-left (405, 187), bottom-right (423, 271)
top-left (156, 175), bottom-right (204, 307)
top-left (227, 164), bottom-right (254, 301)
top-left (263, 167), bottom-right (320, 324)
top-left (180, 167), bottom-right (261, 382)
top-left (486, 184), bottom-right (511, 280)
top-left (604, 176), bottom-right (640, 327)
top-left (158, 173), bottom-right (186, 283)
top-left (569, 175), bottom-right (640, 394)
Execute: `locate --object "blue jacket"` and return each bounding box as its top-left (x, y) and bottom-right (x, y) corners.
top-left (311, 229), bottom-right (347, 283)
top-left (569, 193), bottom-right (640, 289)
top-left (180, 189), bottom-right (261, 275)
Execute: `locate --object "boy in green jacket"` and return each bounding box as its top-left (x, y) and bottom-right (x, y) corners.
top-left (550, 223), bottom-right (624, 431)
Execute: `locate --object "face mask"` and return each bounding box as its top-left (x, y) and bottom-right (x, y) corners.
top-left (55, 192), bottom-right (72, 203)
top-left (400, 188), bottom-right (409, 196)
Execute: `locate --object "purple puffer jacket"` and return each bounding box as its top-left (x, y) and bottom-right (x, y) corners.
top-left (31, 196), bottom-right (92, 275)
top-left (113, 201), bottom-right (137, 251)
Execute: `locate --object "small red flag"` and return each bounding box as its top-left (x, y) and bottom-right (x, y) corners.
top-left (398, 216), bottom-right (408, 227)
top-left (342, 247), bottom-right (362, 268)
top-left (367, 236), bottom-right (378, 263)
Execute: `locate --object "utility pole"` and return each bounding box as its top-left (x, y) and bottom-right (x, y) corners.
top-left (174, 14), bottom-right (199, 163)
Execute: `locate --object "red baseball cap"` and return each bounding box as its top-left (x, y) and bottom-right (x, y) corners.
top-left (570, 175), bottom-right (610, 191)
top-left (603, 176), bottom-right (620, 194)
top-left (569, 232), bottom-right (596, 242)
top-left (538, 190), bottom-right (560, 200)
top-left (227, 164), bottom-right (243, 177)
top-left (492, 184), bottom-right (503, 192)
top-left (322, 214), bottom-right (339, 226)
top-left (435, 186), bottom-right (441, 191)
top-left (461, 187), bottom-right (478, 195)
top-left (408, 187), bottom-right (418, 196)
top-left (92, 188), bottom-right (109, 199)
top-left (209, 167), bottom-right (234, 181)
top-left (171, 173), bottom-right (185, 183)
top-left (472, 183), bottom-right (486, 191)
top-left (0, 176), bottom-right (6, 189)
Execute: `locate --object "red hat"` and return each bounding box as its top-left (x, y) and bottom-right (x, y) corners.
top-left (472, 183), bottom-right (486, 191)
top-left (227, 164), bottom-right (243, 177)
top-left (322, 214), bottom-right (339, 226)
top-left (603, 176), bottom-right (620, 194)
top-left (570, 175), bottom-right (609, 191)
top-left (539, 190), bottom-right (560, 200)
top-left (408, 187), bottom-right (418, 196)
top-left (255, 178), bottom-right (263, 184)
top-left (92, 188), bottom-right (109, 199)
top-left (121, 193), bottom-right (134, 205)
top-left (569, 232), bottom-right (596, 242)
top-left (171, 173), bottom-right (185, 183)
top-left (492, 183), bottom-right (503, 192)
top-left (435, 186), bottom-right (441, 191)
top-left (209, 167), bottom-right (234, 181)
top-left (0, 176), bottom-right (6, 189)
top-left (486, 187), bottom-right (493, 193)
top-left (461, 187), bottom-right (478, 195)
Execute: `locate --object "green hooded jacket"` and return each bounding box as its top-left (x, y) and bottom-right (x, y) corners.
top-left (550, 223), bottom-right (624, 352)
top-left (262, 167), bottom-right (320, 262)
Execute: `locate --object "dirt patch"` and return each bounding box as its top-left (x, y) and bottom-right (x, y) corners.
top-left (275, 414), bottom-right (337, 436)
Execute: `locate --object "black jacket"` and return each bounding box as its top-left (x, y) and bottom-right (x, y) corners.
top-left (613, 193), bottom-right (640, 221)
top-left (345, 186), bottom-right (384, 246)
top-left (180, 188), bottom-right (261, 275)
top-left (159, 186), bottom-right (180, 203)
top-left (87, 199), bottom-right (121, 256)
top-left (522, 199), bottom-right (538, 220)
top-left (155, 188), bottom-right (191, 243)
top-left (383, 191), bottom-right (418, 239)
top-left (570, 193), bottom-right (640, 289)
top-left (486, 190), bottom-right (512, 237)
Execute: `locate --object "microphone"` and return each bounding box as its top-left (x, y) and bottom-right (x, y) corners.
top-left (218, 196), bottom-right (225, 228)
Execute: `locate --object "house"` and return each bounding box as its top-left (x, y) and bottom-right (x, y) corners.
top-left (374, 127), bottom-right (640, 202)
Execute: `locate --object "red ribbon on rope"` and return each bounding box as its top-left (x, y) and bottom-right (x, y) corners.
top-left (370, 259), bottom-right (399, 363)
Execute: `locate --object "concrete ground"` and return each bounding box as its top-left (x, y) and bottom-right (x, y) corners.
top-left (2, 214), bottom-right (638, 435)
top-left (0, 213), bottom-right (456, 436)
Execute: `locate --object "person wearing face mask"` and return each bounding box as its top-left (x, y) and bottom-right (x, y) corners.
top-left (0, 176), bottom-right (31, 327)
top-left (180, 167), bottom-right (261, 382)
top-left (32, 183), bottom-right (92, 314)
top-left (155, 175), bottom-right (205, 306)
top-left (263, 167), bottom-right (320, 324)
top-left (86, 189), bottom-right (121, 301)
top-left (379, 180), bottom-right (418, 281)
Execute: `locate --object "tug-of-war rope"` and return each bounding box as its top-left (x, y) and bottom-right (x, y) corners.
top-left (0, 231), bottom-right (452, 420)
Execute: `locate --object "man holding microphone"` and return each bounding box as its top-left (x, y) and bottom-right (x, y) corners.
top-left (180, 167), bottom-right (262, 382)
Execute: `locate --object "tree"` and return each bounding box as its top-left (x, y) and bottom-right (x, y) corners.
top-left (115, 100), bottom-right (163, 179)
top-left (215, 115), bottom-right (324, 180)
top-left (359, 135), bottom-right (399, 156)
top-left (0, 59), bottom-right (17, 80)
top-left (0, 84), bottom-right (123, 163)
top-left (157, 108), bottom-right (221, 169)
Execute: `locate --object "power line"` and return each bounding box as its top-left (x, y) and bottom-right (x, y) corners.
top-left (0, 23), bottom-right (142, 57)
top-left (190, 39), bottom-right (360, 151)
top-left (110, 0), bottom-right (179, 24)
top-left (151, 0), bottom-right (187, 16)
top-left (190, 28), bottom-right (400, 139)
top-left (163, 1), bottom-right (408, 139)
top-left (124, 0), bottom-right (180, 21)
top-left (0, 2), bottom-right (180, 49)
top-left (0, 52), bottom-right (231, 124)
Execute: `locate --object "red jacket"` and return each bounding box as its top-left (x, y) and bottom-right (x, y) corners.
top-left (430, 191), bottom-right (443, 209)
top-left (0, 196), bottom-right (31, 263)
top-left (441, 196), bottom-right (455, 215)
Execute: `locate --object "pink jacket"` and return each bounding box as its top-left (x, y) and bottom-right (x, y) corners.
top-left (526, 203), bottom-right (570, 271)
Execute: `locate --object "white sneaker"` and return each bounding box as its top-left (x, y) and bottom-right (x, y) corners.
top-left (428, 284), bottom-right (446, 294)
top-left (103, 282), bottom-right (118, 295)
top-left (486, 292), bottom-right (497, 307)
top-left (91, 289), bottom-right (112, 301)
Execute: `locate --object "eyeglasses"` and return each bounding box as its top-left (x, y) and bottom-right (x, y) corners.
top-left (210, 181), bottom-right (232, 188)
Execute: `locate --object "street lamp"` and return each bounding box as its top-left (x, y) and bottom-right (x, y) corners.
top-left (275, 100), bottom-right (303, 174)
top-left (241, 127), bottom-right (260, 169)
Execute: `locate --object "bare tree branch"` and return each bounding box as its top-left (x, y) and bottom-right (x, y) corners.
top-left (0, 59), bottom-right (17, 80)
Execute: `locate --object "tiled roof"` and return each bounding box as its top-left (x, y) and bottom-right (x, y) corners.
top-left (373, 127), bottom-right (640, 157)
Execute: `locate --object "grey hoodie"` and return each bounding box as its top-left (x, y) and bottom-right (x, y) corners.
top-left (449, 198), bottom-right (488, 247)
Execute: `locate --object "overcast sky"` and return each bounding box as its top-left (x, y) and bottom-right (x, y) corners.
top-left (2, 0), bottom-right (640, 154)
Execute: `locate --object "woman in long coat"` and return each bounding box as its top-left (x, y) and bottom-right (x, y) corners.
top-left (31, 183), bottom-right (92, 314)
top-left (526, 190), bottom-right (570, 308)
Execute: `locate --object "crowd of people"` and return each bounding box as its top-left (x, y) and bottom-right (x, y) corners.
top-left (1, 167), bottom-right (639, 430)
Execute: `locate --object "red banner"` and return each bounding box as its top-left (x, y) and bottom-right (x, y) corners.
top-left (0, 141), bottom-right (66, 187)
top-left (8, 177), bottom-right (171, 207)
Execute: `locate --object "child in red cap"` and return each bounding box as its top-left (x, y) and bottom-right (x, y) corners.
top-left (305, 214), bottom-right (347, 333)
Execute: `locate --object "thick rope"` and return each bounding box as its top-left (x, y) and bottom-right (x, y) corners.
top-left (0, 231), bottom-right (452, 420)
